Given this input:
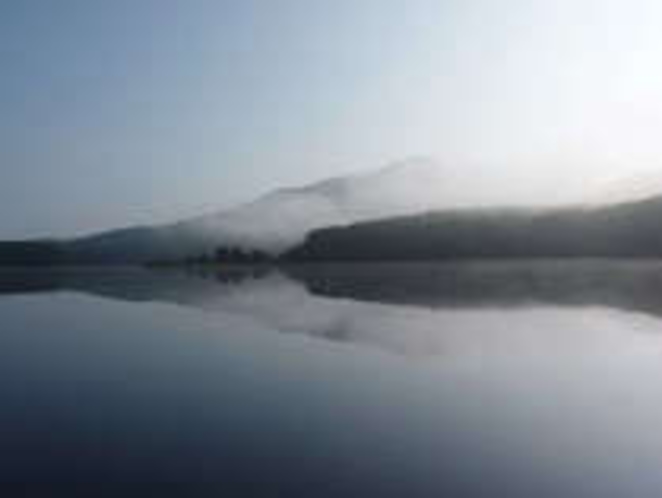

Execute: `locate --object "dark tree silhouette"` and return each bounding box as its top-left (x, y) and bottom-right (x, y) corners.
top-left (215, 246), bottom-right (272, 264)
top-left (0, 242), bottom-right (64, 267)
top-left (285, 197), bottom-right (662, 262)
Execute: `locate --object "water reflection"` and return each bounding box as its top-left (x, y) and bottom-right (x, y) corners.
top-left (287, 260), bottom-right (662, 314)
top-left (4, 260), bottom-right (662, 358)
top-left (3, 262), bottom-right (662, 495)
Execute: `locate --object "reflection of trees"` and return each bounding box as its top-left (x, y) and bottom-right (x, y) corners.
top-left (284, 261), bottom-right (662, 318)
top-left (6, 260), bottom-right (662, 320)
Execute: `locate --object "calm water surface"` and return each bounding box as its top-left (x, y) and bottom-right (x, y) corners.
top-left (2, 261), bottom-right (662, 496)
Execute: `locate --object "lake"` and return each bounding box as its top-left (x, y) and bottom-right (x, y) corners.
top-left (2, 260), bottom-right (662, 496)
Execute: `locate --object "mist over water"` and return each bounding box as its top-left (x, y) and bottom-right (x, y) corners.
top-left (2, 261), bottom-right (662, 495)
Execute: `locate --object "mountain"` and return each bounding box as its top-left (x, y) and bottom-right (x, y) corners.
top-left (285, 196), bottom-right (662, 261)
top-left (174, 156), bottom-right (575, 249)
top-left (60, 157), bottom-right (567, 264)
top-left (7, 157), bottom-right (662, 266)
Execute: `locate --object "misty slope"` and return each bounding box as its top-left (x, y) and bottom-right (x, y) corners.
top-left (182, 157), bottom-right (543, 250)
top-left (65, 158), bottom-right (552, 263)
top-left (46, 158), bottom-right (662, 265)
top-left (286, 196), bottom-right (662, 261)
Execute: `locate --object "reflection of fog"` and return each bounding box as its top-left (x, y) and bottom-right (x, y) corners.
top-left (191, 271), bottom-right (662, 361)
top-left (4, 263), bottom-right (662, 497)
top-left (4, 261), bottom-right (662, 359)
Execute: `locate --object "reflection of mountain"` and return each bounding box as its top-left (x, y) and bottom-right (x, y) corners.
top-left (285, 261), bottom-right (662, 315)
top-left (7, 260), bottom-right (662, 316)
top-left (4, 261), bottom-right (662, 358)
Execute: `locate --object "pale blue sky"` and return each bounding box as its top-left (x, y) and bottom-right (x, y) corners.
top-left (3, 0), bottom-right (662, 238)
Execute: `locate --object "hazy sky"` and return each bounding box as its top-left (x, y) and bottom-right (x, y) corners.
top-left (3, 0), bottom-right (662, 238)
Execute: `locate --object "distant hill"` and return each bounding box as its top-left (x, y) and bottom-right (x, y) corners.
top-left (54, 157), bottom-right (565, 264)
top-left (285, 196), bottom-right (662, 261)
top-left (6, 158), bottom-right (662, 265)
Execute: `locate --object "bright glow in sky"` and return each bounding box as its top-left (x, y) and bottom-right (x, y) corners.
top-left (3, 0), bottom-right (662, 238)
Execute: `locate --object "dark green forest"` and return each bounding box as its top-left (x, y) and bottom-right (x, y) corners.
top-left (0, 241), bottom-right (64, 266)
top-left (285, 197), bottom-right (662, 261)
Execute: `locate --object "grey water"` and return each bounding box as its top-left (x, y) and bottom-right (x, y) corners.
top-left (3, 261), bottom-right (662, 496)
